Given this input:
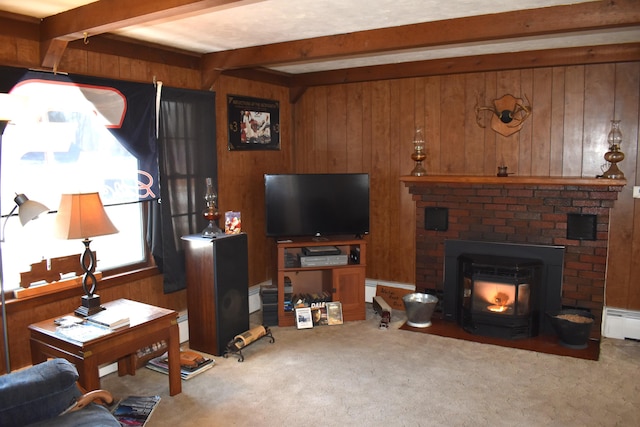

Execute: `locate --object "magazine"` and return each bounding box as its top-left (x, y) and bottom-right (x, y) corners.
top-left (55, 322), bottom-right (112, 342)
top-left (295, 307), bottom-right (313, 329)
top-left (310, 305), bottom-right (328, 326)
top-left (326, 301), bottom-right (343, 325)
top-left (111, 395), bottom-right (161, 427)
top-left (146, 351), bottom-right (214, 380)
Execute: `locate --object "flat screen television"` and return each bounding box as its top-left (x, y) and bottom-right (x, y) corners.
top-left (264, 173), bottom-right (369, 238)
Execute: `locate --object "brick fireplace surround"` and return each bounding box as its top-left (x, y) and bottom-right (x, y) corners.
top-left (401, 176), bottom-right (626, 340)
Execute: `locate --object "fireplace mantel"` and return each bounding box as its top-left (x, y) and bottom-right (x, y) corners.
top-left (400, 175), bottom-right (626, 188)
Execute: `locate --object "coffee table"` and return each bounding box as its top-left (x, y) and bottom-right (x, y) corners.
top-left (29, 298), bottom-right (182, 396)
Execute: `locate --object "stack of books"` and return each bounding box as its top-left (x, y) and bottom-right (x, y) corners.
top-left (146, 350), bottom-right (214, 380)
top-left (86, 309), bottom-right (130, 329)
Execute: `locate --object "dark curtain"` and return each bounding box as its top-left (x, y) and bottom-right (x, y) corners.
top-left (149, 86), bottom-right (217, 293)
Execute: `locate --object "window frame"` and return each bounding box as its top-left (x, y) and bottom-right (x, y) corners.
top-left (0, 73), bottom-right (158, 296)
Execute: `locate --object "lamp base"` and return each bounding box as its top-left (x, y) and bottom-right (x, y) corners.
top-left (75, 294), bottom-right (104, 317)
top-left (202, 221), bottom-right (222, 237)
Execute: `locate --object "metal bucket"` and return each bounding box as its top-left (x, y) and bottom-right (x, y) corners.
top-left (403, 293), bottom-right (438, 328)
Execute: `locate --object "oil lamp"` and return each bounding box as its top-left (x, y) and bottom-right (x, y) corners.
top-left (202, 177), bottom-right (222, 237)
top-left (410, 127), bottom-right (426, 176)
top-left (601, 119), bottom-right (625, 179)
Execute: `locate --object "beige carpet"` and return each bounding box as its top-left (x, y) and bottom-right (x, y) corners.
top-left (102, 305), bottom-right (640, 426)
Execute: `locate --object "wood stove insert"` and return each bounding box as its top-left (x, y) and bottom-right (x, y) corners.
top-left (444, 240), bottom-right (565, 338)
top-left (460, 254), bottom-right (542, 340)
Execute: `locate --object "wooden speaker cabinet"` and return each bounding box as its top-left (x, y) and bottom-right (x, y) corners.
top-left (182, 233), bottom-right (249, 356)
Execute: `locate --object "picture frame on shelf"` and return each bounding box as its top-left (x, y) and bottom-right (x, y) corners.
top-left (311, 305), bottom-right (328, 326)
top-left (227, 95), bottom-right (280, 151)
top-left (326, 302), bottom-right (343, 325)
top-left (296, 307), bottom-right (314, 329)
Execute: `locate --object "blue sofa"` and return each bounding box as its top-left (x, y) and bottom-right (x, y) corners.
top-left (0, 358), bottom-right (120, 426)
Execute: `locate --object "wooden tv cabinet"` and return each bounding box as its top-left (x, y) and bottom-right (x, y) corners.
top-left (275, 237), bottom-right (366, 327)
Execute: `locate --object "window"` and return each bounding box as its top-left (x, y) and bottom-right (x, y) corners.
top-left (0, 79), bottom-right (147, 291)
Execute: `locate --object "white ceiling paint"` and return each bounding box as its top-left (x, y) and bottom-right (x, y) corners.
top-left (1, 0), bottom-right (636, 74)
top-left (110, 0), bottom-right (599, 52)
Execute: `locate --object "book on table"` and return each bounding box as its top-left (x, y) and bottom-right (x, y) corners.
top-left (111, 395), bottom-right (161, 427)
top-left (86, 309), bottom-right (130, 329)
top-left (146, 350), bottom-right (214, 380)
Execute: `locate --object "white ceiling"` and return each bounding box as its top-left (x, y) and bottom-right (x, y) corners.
top-left (0, 0), bottom-right (638, 74)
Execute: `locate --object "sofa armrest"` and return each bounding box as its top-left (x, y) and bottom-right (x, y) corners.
top-left (0, 359), bottom-right (81, 426)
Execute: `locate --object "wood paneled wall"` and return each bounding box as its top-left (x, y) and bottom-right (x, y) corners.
top-left (1, 32), bottom-right (639, 371)
top-left (211, 77), bottom-right (293, 285)
top-left (292, 63), bottom-right (640, 311)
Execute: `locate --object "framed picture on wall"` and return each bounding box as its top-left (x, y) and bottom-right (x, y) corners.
top-left (227, 95), bottom-right (280, 150)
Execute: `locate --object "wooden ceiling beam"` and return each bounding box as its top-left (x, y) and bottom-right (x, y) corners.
top-left (38, 0), bottom-right (245, 69)
top-left (68, 35), bottom-right (202, 70)
top-left (202, 0), bottom-right (640, 74)
top-left (40, 0), bottom-right (246, 42)
top-left (220, 67), bottom-right (292, 87)
top-left (289, 43), bottom-right (640, 88)
top-left (0, 12), bottom-right (39, 40)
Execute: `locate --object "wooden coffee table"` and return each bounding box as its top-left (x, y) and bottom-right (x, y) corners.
top-left (29, 299), bottom-right (182, 396)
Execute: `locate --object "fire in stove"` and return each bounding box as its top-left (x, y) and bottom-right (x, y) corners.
top-left (472, 280), bottom-right (530, 316)
top-left (488, 292), bottom-right (510, 313)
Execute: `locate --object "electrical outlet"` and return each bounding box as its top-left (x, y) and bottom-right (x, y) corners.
top-left (633, 186), bottom-right (640, 199)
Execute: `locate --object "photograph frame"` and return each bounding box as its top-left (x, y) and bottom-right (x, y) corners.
top-left (227, 95), bottom-right (280, 151)
top-left (311, 305), bottom-right (328, 326)
top-left (326, 302), bottom-right (343, 325)
top-left (295, 307), bottom-right (314, 329)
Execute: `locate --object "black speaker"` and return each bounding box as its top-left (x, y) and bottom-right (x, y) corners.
top-left (184, 233), bottom-right (249, 356)
top-left (425, 207), bottom-right (449, 231)
top-left (566, 213), bottom-right (597, 241)
top-left (213, 234), bottom-right (249, 353)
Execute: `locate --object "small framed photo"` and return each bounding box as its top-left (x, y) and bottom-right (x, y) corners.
top-left (227, 95), bottom-right (280, 151)
top-left (326, 302), bottom-right (343, 325)
top-left (296, 307), bottom-right (314, 329)
top-left (224, 211), bottom-right (242, 234)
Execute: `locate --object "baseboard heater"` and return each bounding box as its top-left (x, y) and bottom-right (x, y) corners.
top-left (603, 308), bottom-right (640, 340)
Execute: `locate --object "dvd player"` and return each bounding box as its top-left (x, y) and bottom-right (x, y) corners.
top-left (299, 254), bottom-right (349, 267)
top-left (302, 246), bottom-right (341, 256)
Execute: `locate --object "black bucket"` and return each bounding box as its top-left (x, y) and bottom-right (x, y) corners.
top-left (547, 309), bottom-right (595, 349)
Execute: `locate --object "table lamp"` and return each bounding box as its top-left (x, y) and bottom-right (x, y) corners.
top-left (53, 193), bottom-right (118, 317)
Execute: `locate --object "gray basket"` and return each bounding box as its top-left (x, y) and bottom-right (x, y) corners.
top-left (403, 293), bottom-right (438, 328)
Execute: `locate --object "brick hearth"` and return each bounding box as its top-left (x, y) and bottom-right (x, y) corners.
top-left (401, 176), bottom-right (626, 339)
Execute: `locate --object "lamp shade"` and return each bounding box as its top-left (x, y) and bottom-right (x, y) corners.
top-left (54, 193), bottom-right (118, 240)
top-left (14, 194), bottom-right (49, 226)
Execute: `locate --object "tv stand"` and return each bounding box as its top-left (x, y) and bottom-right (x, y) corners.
top-left (275, 236), bottom-right (366, 327)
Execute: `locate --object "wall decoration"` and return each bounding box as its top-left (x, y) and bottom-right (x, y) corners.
top-left (227, 95), bottom-right (280, 150)
top-left (475, 94), bottom-right (532, 137)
